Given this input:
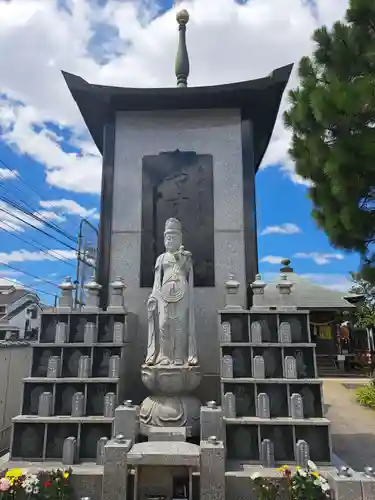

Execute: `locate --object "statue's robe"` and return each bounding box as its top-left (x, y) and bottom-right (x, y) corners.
top-left (145, 251), bottom-right (197, 365)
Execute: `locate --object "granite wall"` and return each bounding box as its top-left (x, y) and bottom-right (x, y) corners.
top-left (110, 109), bottom-right (248, 403)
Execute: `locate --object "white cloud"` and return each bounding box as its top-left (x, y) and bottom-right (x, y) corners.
top-left (38, 210), bottom-right (66, 223)
top-left (260, 255), bottom-right (286, 264)
top-left (39, 199), bottom-right (98, 219)
top-left (0, 168), bottom-right (17, 180)
top-left (260, 223), bottom-right (301, 236)
top-left (0, 268), bottom-right (22, 278)
top-left (0, 0), bottom-right (349, 193)
top-left (0, 200), bottom-right (65, 232)
top-left (0, 249), bottom-right (77, 264)
top-left (294, 252), bottom-right (345, 265)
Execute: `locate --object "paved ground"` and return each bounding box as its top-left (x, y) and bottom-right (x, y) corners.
top-left (323, 378), bottom-right (375, 471)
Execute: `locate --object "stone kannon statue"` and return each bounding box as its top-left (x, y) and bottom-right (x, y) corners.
top-left (145, 217), bottom-right (198, 367)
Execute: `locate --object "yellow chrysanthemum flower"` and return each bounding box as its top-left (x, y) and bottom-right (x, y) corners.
top-left (6, 469), bottom-right (23, 479)
top-left (63, 472), bottom-right (70, 479)
top-left (311, 471), bottom-right (320, 478)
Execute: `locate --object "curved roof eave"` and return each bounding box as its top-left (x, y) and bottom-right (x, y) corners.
top-left (62, 63), bottom-right (293, 172)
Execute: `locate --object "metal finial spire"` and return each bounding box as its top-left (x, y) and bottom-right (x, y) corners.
top-left (175, 9), bottom-right (190, 87)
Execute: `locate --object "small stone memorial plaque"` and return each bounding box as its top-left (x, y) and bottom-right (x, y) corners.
top-left (108, 355), bottom-right (121, 378)
top-left (84, 321), bottom-right (98, 343)
top-left (78, 355), bottom-right (91, 378)
top-left (296, 439), bottom-right (310, 468)
top-left (250, 321), bottom-right (262, 344)
top-left (221, 355), bottom-right (233, 378)
top-left (260, 439), bottom-right (275, 467)
top-left (55, 322), bottom-right (67, 343)
top-left (47, 356), bottom-right (61, 378)
top-left (284, 356), bottom-right (297, 379)
top-left (96, 437), bottom-right (109, 465)
top-left (103, 392), bottom-right (116, 417)
top-left (252, 355), bottom-right (265, 379)
top-left (113, 321), bottom-right (124, 343)
top-left (71, 392), bottom-right (85, 417)
top-left (278, 321), bottom-right (292, 343)
top-left (62, 437), bottom-right (76, 465)
top-left (220, 322), bottom-right (232, 342)
top-left (223, 392), bottom-right (236, 418)
top-left (38, 392), bottom-right (53, 416)
top-left (290, 393), bottom-right (304, 419)
top-left (256, 392), bottom-right (270, 418)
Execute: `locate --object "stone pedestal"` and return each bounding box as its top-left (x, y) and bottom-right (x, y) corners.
top-left (139, 364), bottom-right (201, 437)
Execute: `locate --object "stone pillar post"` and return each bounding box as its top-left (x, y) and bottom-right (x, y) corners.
top-left (102, 435), bottom-right (132, 500)
top-left (200, 436), bottom-right (225, 500)
top-left (114, 400), bottom-right (138, 442)
top-left (107, 277), bottom-right (127, 313)
top-left (57, 277), bottom-right (75, 313)
top-left (276, 273), bottom-right (293, 308)
top-left (83, 278), bottom-right (102, 313)
top-left (250, 274), bottom-right (267, 307)
top-left (224, 274), bottom-right (243, 310)
top-left (200, 401), bottom-right (224, 442)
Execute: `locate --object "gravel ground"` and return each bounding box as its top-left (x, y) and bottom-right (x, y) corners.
top-left (323, 378), bottom-right (375, 471)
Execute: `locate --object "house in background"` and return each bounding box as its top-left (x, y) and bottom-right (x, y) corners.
top-left (0, 281), bottom-right (41, 340)
top-left (260, 259), bottom-right (356, 375)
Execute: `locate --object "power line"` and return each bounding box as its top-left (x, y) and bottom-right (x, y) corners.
top-left (0, 157), bottom-right (85, 241)
top-left (0, 275), bottom-right (58, 300)
top-left (0, 223), bottom-right (76, 269)
top-left (0, 261), bottom-right (61, 289)
top-left (0, 206), bottom-right (78, 252)
top-left (0, 188), bottom-right (77, 243)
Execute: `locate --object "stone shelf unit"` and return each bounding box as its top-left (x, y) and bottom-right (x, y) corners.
top-left (218, 308), bottom-right (332, 467)
top-left (10, 303), bottom-right (130, 463)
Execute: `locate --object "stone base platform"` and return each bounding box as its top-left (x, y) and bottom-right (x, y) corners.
top-left (1, 453), bottom-right (374, 500)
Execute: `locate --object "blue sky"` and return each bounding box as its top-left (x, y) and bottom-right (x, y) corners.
top-left (0, 0), bottom-right (356, 303)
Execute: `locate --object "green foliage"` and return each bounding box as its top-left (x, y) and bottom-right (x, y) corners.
top-left (284, 0), bottom-right (375, 282)
top-left (356, 381), bottom-right (375, 408)
top-left (350, 272), bottom-right (375, 327)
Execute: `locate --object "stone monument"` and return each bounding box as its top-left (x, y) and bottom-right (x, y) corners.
top-left (139, 218), bottom-right (201, 435)
top-left (7, 7), bottom-right (361, 500)
top-left (62, 7), bottom-right (293, 402)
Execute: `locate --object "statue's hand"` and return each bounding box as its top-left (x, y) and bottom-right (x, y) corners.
top-left (147, 297), bottom-right (157, 312)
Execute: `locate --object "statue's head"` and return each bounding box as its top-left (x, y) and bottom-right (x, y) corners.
top-left (164, 218), bottom-right (182, 252)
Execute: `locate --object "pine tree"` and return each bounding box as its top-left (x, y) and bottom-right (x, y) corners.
top-left (350, 272), bottom-right (375, 327)
top-left (284, 0), bottom-right (375, 282)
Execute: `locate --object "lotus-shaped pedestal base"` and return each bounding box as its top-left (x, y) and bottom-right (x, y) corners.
top-left (140, 363), bottom-right (202, 437)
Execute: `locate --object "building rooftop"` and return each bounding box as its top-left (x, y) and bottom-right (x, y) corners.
top-left (259, 260), bottom-right (355, 310)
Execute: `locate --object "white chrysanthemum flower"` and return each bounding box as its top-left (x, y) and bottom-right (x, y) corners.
top-left (321, 482), bottom-right (330, 492)
top-left (25, 485), bottom-right (33, 494)
top-left (298, 469), bottom-right (307, 477)
top-left (308, 460), bottom-right (317, 471)
top-left (251, 472), bottom-right (261, 480)
top-left (33, 486), bottom-right (40, 494)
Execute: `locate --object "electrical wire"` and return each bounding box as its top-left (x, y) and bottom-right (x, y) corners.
top-left (0, 188), bottom-right (77, 243)
top-left (0, 206), bottom-right (78, 252)
top-left (0, 275), bottom-right (58, 300)
top-left (0, 157), bottom-right (80, 238)
top-left (0, 261), bottom-right (61, 289)
top-left (0, 223), bottom-right (76, 269)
